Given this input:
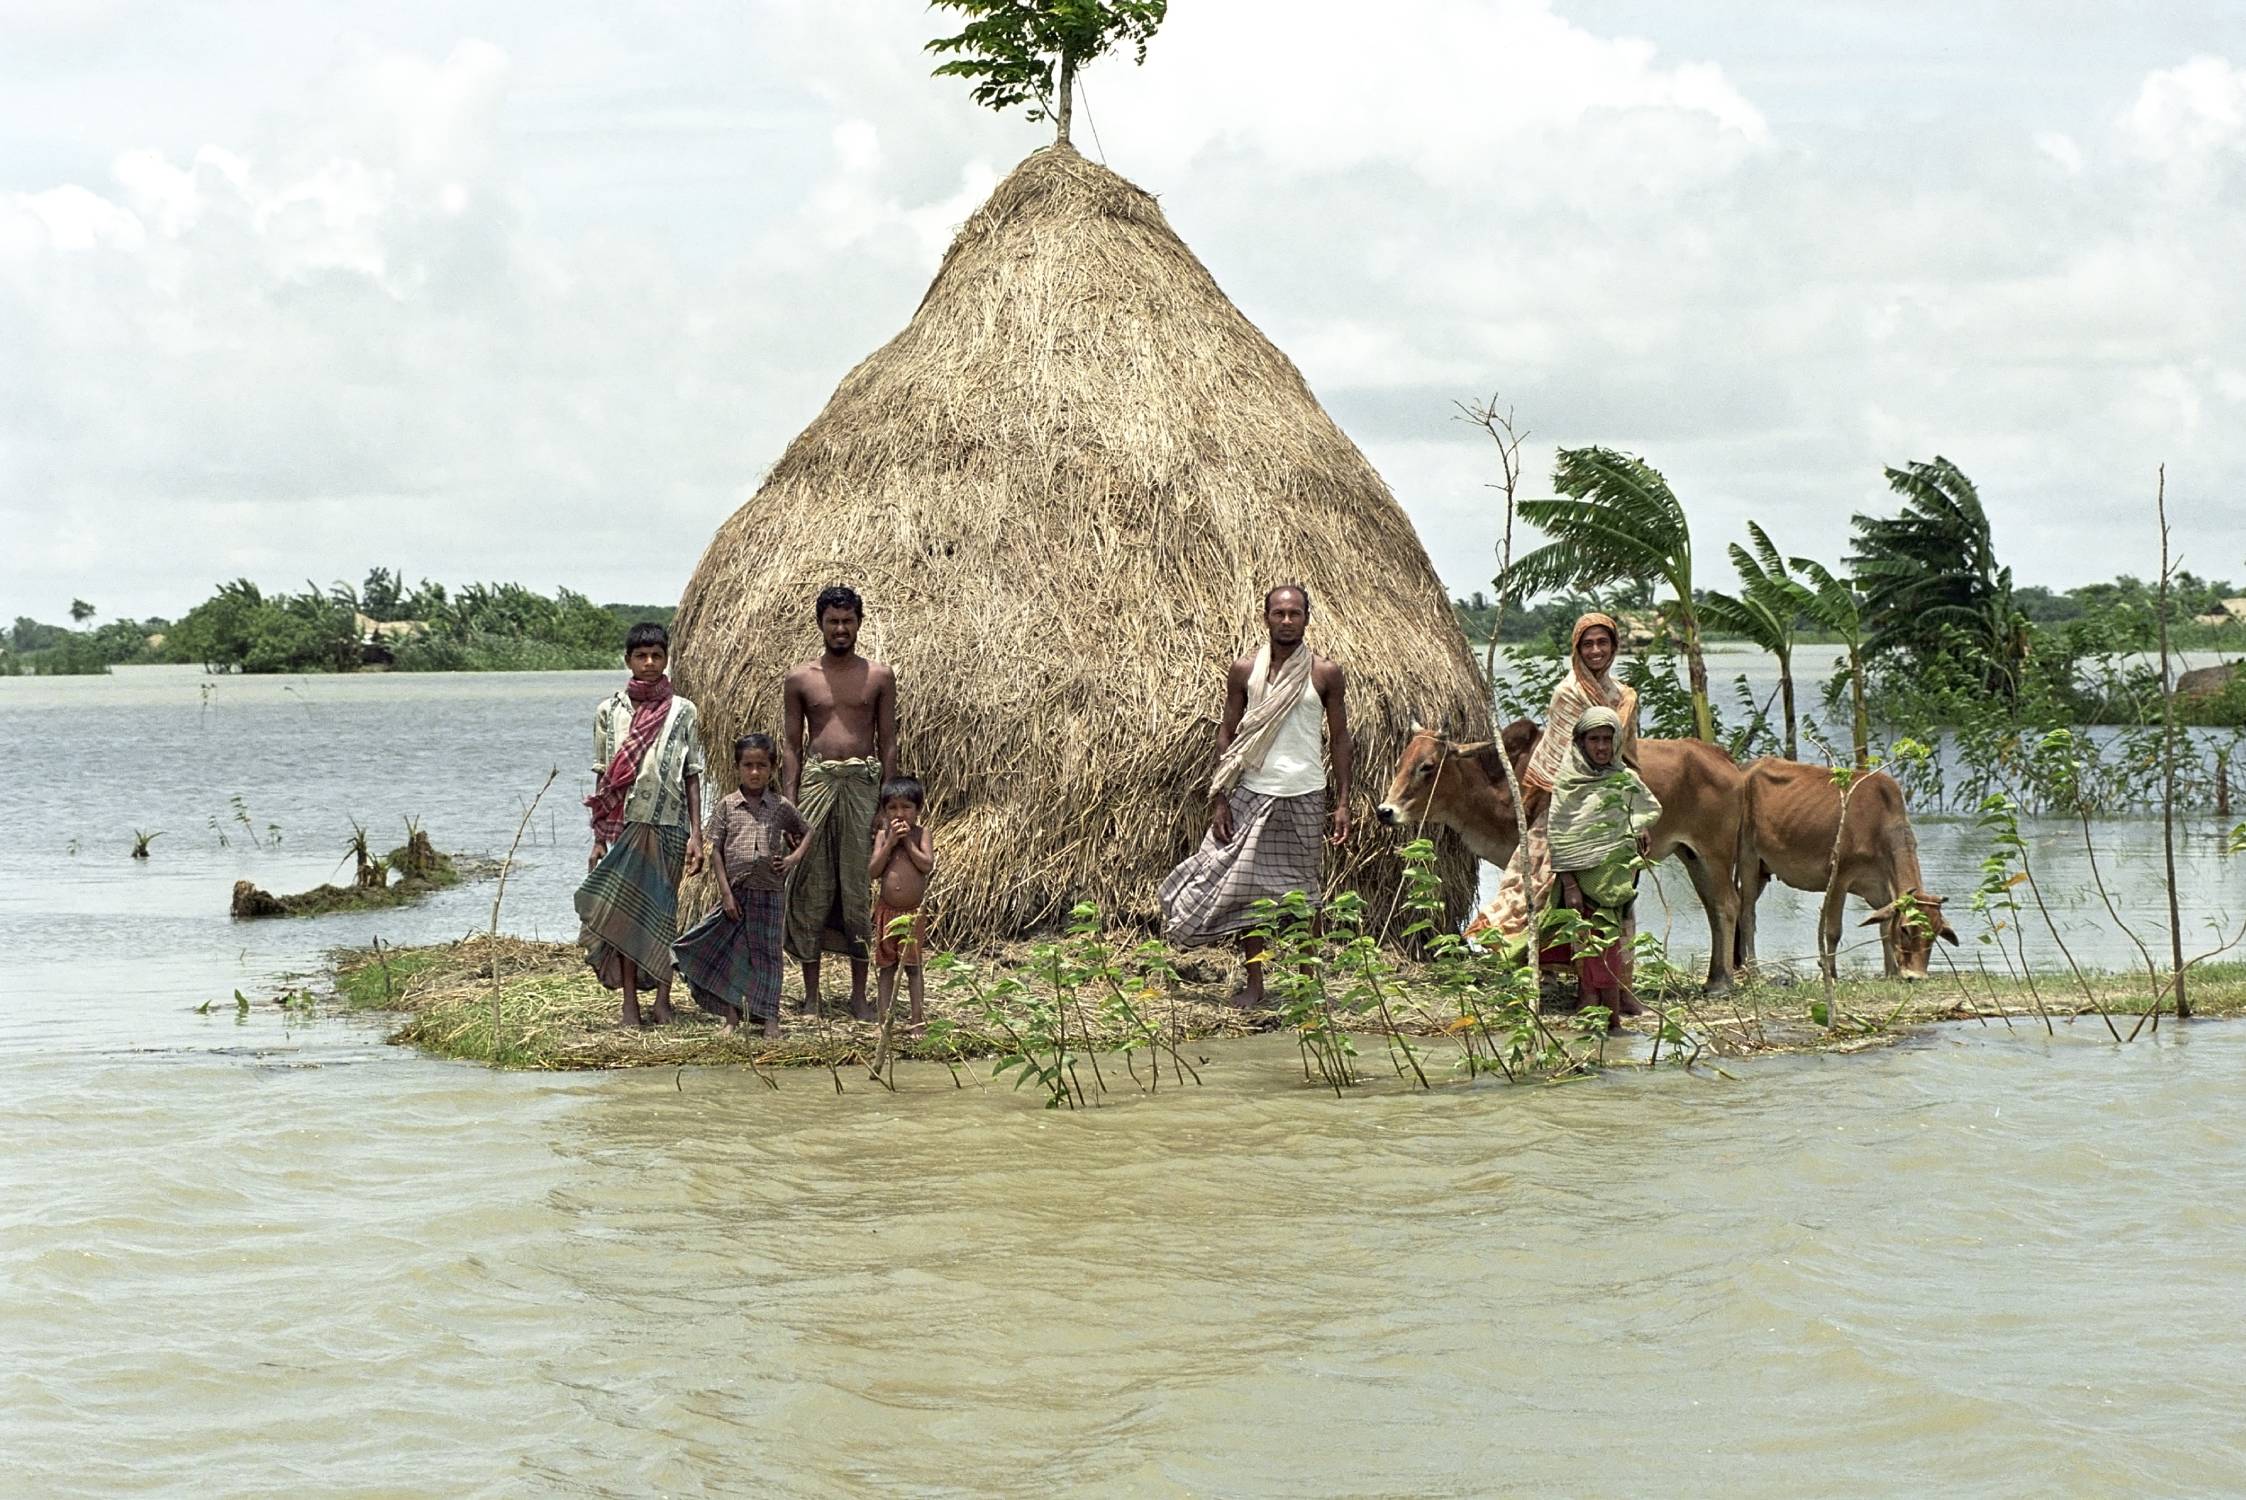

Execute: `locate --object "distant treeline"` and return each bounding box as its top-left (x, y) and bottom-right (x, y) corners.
top-left (3, 569), bottom-right (676, 676)
top-left (1452, 573), bottom-right (2246, 651)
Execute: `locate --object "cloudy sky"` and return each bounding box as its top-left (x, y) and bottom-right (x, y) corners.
top-left (4, 0), bottom-right (2242, 623)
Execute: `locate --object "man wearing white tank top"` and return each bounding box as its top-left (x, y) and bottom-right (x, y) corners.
top-left (1157, 585), bottom-right (1352, 1009)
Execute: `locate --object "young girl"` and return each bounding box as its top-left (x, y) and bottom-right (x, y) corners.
top-left (672, 735), bottom-right (808, 1038)
top-left (1545, 706), bottom-right (1662, 1029)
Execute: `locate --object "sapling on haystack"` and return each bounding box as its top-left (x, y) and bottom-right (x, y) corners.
top-left (927, 0), bottom-right (1165, 147)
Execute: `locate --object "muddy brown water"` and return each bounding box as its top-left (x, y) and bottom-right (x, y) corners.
top-left (6, 668), bottom-right (2245, 1497)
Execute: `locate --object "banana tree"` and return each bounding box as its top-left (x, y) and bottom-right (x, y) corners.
top-left (1700, 522), bottom-right (1811, 758)
top-left (1792, 556), bottom-right (1872, 770)
top-left (1505, 446), bottom-right (1714, 741)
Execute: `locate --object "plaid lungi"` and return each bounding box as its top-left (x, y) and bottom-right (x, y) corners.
top-left (576, 820), bottom-right (689, 990)
top-left (785, 757), bottom-right (882, 963)
top-left (673, 886), bottom-right (786, 1022)
top-left (1158, 788), bottom-right (1326, 946)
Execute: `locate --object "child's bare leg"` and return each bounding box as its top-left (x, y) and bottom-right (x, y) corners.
top-left (619, 956), bottom-right (643, 1028)
top-left (1237, 934), bottom-right (1268, 1009)
top-left (849, 956), bottom-right (874, 1023)
top-left (875, 963), bottom-right (898, 1026)
top-left (905, 963), bottom-right (925, 1028)
top-left (708, 997), bottom-right (741, 1034)
top-left (799, 959), bottom-right (821, 1016)
top-left (651, 968), bottom-right (677, 1026)
top-left (762, 1006), bottom-right (781, 1040)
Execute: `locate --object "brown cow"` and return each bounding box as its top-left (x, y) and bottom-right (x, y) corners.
top-left (1376, 721), bottom-right (1746, 992)
top-left (1734, 758), bottom-right (1959, 980)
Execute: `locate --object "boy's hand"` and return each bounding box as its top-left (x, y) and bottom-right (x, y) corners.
top-left (684, 836), bottom-right (705, 878)
top-left (588, 840), bottom-right (608, 873)
top-left (887, 816), bottom-right (913, 842)
top-left (722, 888), bottom-right (741, 921)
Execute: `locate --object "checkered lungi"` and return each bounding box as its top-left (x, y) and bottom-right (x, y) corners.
top-left (673, 885), bottom-right (786, 1022)
top-left (575, 820), bottom-right (688, 990)
top-left (1158, 788), bottom-right (1326, 946)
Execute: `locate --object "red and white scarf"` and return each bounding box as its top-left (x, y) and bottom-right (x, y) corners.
top-left (585, 675), bottom-right (675, 841)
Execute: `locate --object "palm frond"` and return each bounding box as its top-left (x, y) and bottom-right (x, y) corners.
top-left (1701, 586), bottom-right (1788, 655)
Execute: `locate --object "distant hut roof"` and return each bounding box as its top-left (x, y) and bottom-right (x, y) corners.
top-left (671, 144), bottom-right (1489, 938)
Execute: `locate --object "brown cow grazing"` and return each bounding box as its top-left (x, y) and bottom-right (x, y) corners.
top-left (1734, 759), bottom-right (1960, 980)
top-left (1377, 722), bottom-right (1747, 993)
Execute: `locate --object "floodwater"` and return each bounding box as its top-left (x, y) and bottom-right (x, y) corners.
top-left (6, 667), bottom-right (2246, 1497)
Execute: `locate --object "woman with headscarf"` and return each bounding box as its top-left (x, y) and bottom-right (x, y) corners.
top-left (1466, 612), bottom-right (1640, 947)
top-left (1546, 705), bottom-right (1661, 1026)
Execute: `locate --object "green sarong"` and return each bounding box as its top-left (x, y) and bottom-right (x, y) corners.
top-left (785, 756), bottom-right (882, 962)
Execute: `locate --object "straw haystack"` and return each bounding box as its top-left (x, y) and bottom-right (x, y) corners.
top-left (671, 144), bottom-right (1490, 941)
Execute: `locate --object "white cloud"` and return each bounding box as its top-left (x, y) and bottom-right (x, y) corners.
top-left (0, 7), bottom-right (2242, 625)
top-left (2119, 54), bottom-right (2246, 162)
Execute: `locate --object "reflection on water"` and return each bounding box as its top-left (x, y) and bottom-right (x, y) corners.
top-left (5, 667), bottom-right (2246, 1496)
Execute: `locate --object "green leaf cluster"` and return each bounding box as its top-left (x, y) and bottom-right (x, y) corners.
top-left (926, 0), bottom-right (1165, 123)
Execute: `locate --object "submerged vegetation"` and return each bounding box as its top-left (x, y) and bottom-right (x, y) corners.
top-left (230, 824), bottom-right (478, 918)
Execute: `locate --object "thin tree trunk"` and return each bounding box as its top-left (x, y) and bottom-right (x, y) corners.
top-left (1778, 647), bottom-right (1797, 760)
top-left (1848, 646), bottom-right (1870, 772)
top-left (1678, 606), bottom-right (1715, 742)
top-left (1054, 49), bottom-right (1075, 145)
top-left (2155, 464), bottom-right (2189, 1020)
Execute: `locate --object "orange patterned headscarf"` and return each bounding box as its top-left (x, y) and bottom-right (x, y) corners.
top-left (1569, 613), bottom-right (1623, 701)
top-left (1523, 613), bottom-right (1636, 791)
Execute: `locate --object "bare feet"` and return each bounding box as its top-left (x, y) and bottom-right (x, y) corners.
top-left (619, 1000), bottom-right (644, 1029)
top-left (762, 1013), bottom-right (782, 1040)
top-left (717, 1018), bottom-right (741, 1037)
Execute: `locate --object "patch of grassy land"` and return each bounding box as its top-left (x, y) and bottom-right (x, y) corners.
top-left (328, 935), bottom-right (1257, 1072)
top-left (1632, 959), bottom-right (2246, 1058)
top-left (318, 936), bottom-right (2246, 1074)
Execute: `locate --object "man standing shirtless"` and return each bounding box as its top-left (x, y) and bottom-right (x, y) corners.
top-left (1158, 584), bottom-right (1351, 1008)
top-left (782, 584), bottom-right (898, 1020)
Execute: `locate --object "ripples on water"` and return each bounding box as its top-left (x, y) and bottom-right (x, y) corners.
top-left (4, 668), bottom-right (2244, 1497)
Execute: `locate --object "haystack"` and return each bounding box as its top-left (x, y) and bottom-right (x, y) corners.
top-left (671, 144), bottom-right (1490, 940)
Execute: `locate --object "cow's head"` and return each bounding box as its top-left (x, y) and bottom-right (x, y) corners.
top-left (1861, 891), bottom-right (1958, 979)
top-left (1376, 719), bottom-right (1539, 866)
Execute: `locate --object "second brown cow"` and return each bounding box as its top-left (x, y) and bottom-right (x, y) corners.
top-left (1734, 758), bottom-right (1959, 980)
